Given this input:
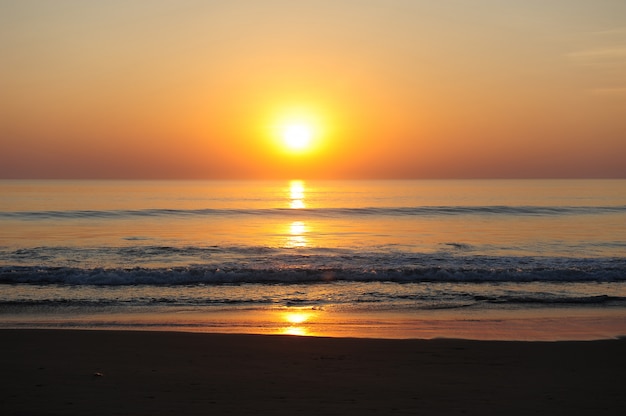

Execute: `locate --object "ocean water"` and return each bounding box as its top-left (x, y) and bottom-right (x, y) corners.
top-left (1, 179), bottom-right (625, 340)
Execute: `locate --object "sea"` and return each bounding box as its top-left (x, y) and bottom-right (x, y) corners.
top-left (1, 179), bottom-right (625, 340)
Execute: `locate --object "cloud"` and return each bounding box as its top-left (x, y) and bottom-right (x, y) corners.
top-left (591, 27), bottom-right (626, 37)
top-left (565, 26), bottom-right (626, 98)
top-left (567, 47), bottom-right (626, 66)
top-left (589, 87), bottom-right (626, 97)
top-left (566, 26), bottom-right (626, 66)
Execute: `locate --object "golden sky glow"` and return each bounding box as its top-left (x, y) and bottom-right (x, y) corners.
top-left (1, 1), bottom-right (626, 179)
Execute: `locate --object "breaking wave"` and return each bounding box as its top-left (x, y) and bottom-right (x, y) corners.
top-left (2, 261), bottom-right (625, 285)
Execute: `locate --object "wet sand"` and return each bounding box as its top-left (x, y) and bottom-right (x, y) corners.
top-left (1, 329), bottom-right (625, 415)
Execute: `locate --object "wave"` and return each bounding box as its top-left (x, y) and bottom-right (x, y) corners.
top-left (2, 205), bottom-right (625, 220)
top-left (473, 294), bottom-right (625, 305)
top-left (1, 293), bottom-right (624, 309)
top-left (2, 263), bottom-right (625, 285)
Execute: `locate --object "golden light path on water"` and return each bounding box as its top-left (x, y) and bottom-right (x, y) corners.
top-left (281, 311), bottom-right (315, 336)
top-left (2, 180), bottom-right (626, 342)
top-left (289, 180), bottom-right (305, 209)
top-left (269, 308), bottom-right (626, 340)
top-left (285, 180), bottom-right (308, 248)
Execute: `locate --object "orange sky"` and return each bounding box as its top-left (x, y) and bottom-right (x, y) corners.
top-left (1, 0), bottom-right (625, 179)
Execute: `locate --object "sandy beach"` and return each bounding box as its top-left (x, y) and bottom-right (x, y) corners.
top-left (1, 330), bottom-right (625, 415)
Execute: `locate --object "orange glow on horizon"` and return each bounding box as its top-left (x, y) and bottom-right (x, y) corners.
top-left (3, 2), bottom-right (626, 179)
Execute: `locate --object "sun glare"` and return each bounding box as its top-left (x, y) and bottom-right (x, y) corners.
top-left (284, 312), bottom-right (310, 324)
top-left (268, 106), bottom-right (327, 157)
top-left (282, 123), bottom-right (313, 151)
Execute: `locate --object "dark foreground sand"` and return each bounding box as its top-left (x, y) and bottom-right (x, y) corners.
top-left (1, 330), bottom-right (625, 415)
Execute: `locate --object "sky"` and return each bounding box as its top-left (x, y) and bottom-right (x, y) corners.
top-left (1, 0), bottom-right (625, 179)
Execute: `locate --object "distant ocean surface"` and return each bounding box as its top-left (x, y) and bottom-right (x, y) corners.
top-left (1, 180), bottom-right (625, 339)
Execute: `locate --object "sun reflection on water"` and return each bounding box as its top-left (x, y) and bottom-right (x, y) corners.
top-left (285, 181), bottom-right (309, 247)
top-left (290, 199), bottom-right (305, 209)
top-left (284, 311), bottom-right (311, 324)
top-left (290, 221), bottom-right (306, 236)
top-left (289, 180), bottom-right (305, 209)
top-left (280, 310), bottom-right (316, 336)
top-left (285, 221), bottom-right (307, 248)
top-left (283, 326), bottom-right (308, 336)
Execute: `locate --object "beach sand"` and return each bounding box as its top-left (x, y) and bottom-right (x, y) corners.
top-left (1, 330), bottom-right (625, 415)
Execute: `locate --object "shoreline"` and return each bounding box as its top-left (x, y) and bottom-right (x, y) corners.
top-left (3, 305), bottom-right (626, 341)
top-left (2, 329), bottom-right (625, 415)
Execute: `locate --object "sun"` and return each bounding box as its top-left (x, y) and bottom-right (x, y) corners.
top-left (268, 106), bottom-right (326, 156)
top-left (282, 123), bottom-right (313, 151)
